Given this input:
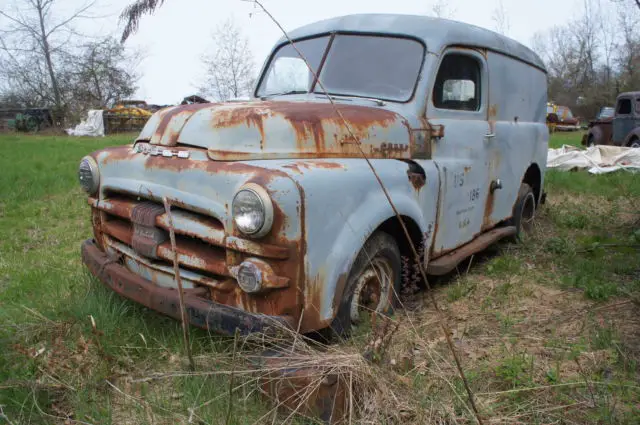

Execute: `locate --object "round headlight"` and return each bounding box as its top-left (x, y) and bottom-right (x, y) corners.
top-left (232, 184), bottom-right (273, 237)
top-left (78, 156), bottom-right (99, 195)
top-left (235, 261), bottom-right (262, 293)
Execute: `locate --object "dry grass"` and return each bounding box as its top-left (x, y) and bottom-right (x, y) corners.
top-left (2, 133), bottom-right (639, 424)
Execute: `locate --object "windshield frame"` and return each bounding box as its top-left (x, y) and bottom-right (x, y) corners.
top-left (254, 31), bottom-right (427, 104)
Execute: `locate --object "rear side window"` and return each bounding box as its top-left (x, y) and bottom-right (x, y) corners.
top-left (617, 98), bottom-right (632, 115)
top-left (433, 54), bottom-right (481, 111)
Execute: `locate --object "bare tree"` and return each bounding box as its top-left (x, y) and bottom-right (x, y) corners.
top-left (430, 0), bottom-right (456, 19)
top-left (70, 38), bottom-right (140, 111)
top-left (0, 0), bottom-right (97, 122)
top-left (198, 19), bottom-right (256, 102)
top-left (492, 0), bottom-right (510, 36)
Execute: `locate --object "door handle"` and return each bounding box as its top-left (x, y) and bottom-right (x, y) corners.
top-left (485, 133), bottom-right (496, 139)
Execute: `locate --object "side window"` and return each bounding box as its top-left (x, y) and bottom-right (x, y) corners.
top-left (433, 54), bottom-right (481, 111)
top-left (617, 98), bottom-right (632, 115)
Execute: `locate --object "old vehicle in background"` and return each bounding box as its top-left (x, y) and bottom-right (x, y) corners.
top-left (583, 92), bottom-right (640, 147)
top-left (79, 15), bottom-right (548, 337)
top-left (0, 107), bottom-right (53, 132)
top-left (547, 103), bottom-right (580, 132)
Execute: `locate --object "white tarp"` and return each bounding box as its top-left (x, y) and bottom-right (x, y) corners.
top-left (66, 110), bottom-right (104, 137)
top-left (547, 145), bottom-right (640, 174)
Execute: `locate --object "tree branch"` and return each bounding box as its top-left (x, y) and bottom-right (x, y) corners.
top-left (45, 0), bottom-right (97, 37)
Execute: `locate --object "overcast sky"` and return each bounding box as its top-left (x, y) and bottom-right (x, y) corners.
top-left (17, 0), bottom-right (583, 104)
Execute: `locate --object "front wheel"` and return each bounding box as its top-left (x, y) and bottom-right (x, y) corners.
top-left (327, 231), bottom-right (401, 339)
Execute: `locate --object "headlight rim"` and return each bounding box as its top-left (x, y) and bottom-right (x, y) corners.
top-left (232, 183), bottom-right (274, 238)
top-left (79, 156), bottom-right (100, 195)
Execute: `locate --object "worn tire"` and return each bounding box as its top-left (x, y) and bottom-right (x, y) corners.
top-left (325, 231), bottom-right (401, 340)
top-left (511, 183), bottom-right (537, 241)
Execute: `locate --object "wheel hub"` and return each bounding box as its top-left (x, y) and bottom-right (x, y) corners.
top-left (350, 257), bottom-right (393, 323)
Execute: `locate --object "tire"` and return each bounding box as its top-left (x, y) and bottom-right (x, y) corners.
top-left (587, 135), bottom-right (596, 147)
top-left (326, 231), bottom-right (401, 340)
top-left (629, 138), bottom-right (640, 148)
top-left (511, 183), bottom-right (537, 241)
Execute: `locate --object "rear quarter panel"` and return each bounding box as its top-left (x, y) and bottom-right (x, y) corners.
top-left (486, 51), bottom-right (548, 221)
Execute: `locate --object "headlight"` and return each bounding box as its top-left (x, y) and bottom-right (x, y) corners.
top-left (78, 156), bottom-right (99, 195)
top-left (235, 261), bottom-right (263, 293)
top-left (232, 184), bottom-right (273, 237)
top-left (231, 258), bottom-right (289, 293)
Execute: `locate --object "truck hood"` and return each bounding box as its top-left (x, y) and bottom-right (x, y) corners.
top-left (137, 100), bottom-right (415, 160)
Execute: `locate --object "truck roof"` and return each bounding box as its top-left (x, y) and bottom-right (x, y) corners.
top-left (617, 91), bottom-right (640, 99)
top-left (282, 14), bottom-right (546, 72)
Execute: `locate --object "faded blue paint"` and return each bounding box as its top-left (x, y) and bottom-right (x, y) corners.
top-left (83, 14), bottom-right (549, 333)
top-left (271, 159), bottom-right (439, 325)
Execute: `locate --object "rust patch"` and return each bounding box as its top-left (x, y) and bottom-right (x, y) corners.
top-left (257, 355), bottom-right (348, 423)
top-left (282, 161), bottom-right (345, 174)
top-left (407, 170), bottom-right (426, 190)
top-left (210, 101), bottom-right (403, 157)
top-left (482, 190), bottom-right (495, 230)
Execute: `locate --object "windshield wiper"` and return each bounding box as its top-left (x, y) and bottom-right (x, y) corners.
top-left (315, 92), bottom-right (386, 107)
top-left (260, 90), bottom-right (307, 100)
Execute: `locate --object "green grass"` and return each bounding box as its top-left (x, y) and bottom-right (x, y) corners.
top-left (547, 130), bottom-right (584, 149)
top-left (1, 131), bottom-right (639, 424)
top-left (0, 133), bottom-right (274, 424)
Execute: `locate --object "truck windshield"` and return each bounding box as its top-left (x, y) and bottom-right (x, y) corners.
top-left (598, 107), bottom-right (615, 119)
top-left (257, 34), bottom-right (425, 102)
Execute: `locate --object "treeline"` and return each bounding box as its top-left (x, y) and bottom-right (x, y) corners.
top-left (0, 0), bottom-right (139, 125)
top-left (532, 0), bottom-right (640, 119)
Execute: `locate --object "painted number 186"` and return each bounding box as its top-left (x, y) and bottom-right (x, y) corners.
top-left (469, 188), bottom-right (480, 202)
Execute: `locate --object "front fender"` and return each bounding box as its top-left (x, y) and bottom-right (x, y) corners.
top-left (623, 128), bottom-right (640, 146)
top-left (272, 158), bottom-right (439, 331)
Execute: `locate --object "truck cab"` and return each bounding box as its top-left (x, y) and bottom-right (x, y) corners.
top-left (583, 92), bottom-right (640, 148)
top-left (79, 15), bottom-right (548, 337)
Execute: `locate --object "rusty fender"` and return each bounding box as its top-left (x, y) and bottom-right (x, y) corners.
top-left (274, 158), bottom-right (441, 331)
top-left (89, 146), bottom-right (308, 329)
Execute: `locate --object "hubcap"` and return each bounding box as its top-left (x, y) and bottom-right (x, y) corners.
top-left (350, 257), bottom-right (393, 323)
top-left (520, 192), bottom-right (536, 233)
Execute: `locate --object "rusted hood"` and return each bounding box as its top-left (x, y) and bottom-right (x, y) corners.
top-left (137, 100), bottom-right (414, 160)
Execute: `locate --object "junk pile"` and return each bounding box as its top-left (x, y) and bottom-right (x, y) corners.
top-left (547, 145), bottom-right (640, 173)
top-left (103, 100), bottom-right (154, 134)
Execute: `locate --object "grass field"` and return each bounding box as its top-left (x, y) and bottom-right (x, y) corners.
top-left (0, 131), bottom-right (639, 424)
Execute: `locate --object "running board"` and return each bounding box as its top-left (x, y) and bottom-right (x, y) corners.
top-left (427, 226), bottom-right (517, 276)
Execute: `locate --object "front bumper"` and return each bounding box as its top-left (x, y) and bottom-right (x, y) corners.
top-left (81, 239), bottom-right (292, 336)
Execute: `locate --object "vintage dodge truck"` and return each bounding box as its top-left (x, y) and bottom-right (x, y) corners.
top-left (583, 92), bottom-right (640, 148)
top-left (79, 15), bottom-right (548, 337)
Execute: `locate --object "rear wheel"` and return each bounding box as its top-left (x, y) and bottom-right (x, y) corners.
top-left (511, 183), bottom-right (537, 241)
top-left (326, 231), bottom-right (401, 340)
top-left (629, 138), bottom-right (640, 148)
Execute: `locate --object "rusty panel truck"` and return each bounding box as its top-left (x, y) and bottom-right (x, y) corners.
top-left (79, 14), bottom-right (548, 337)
